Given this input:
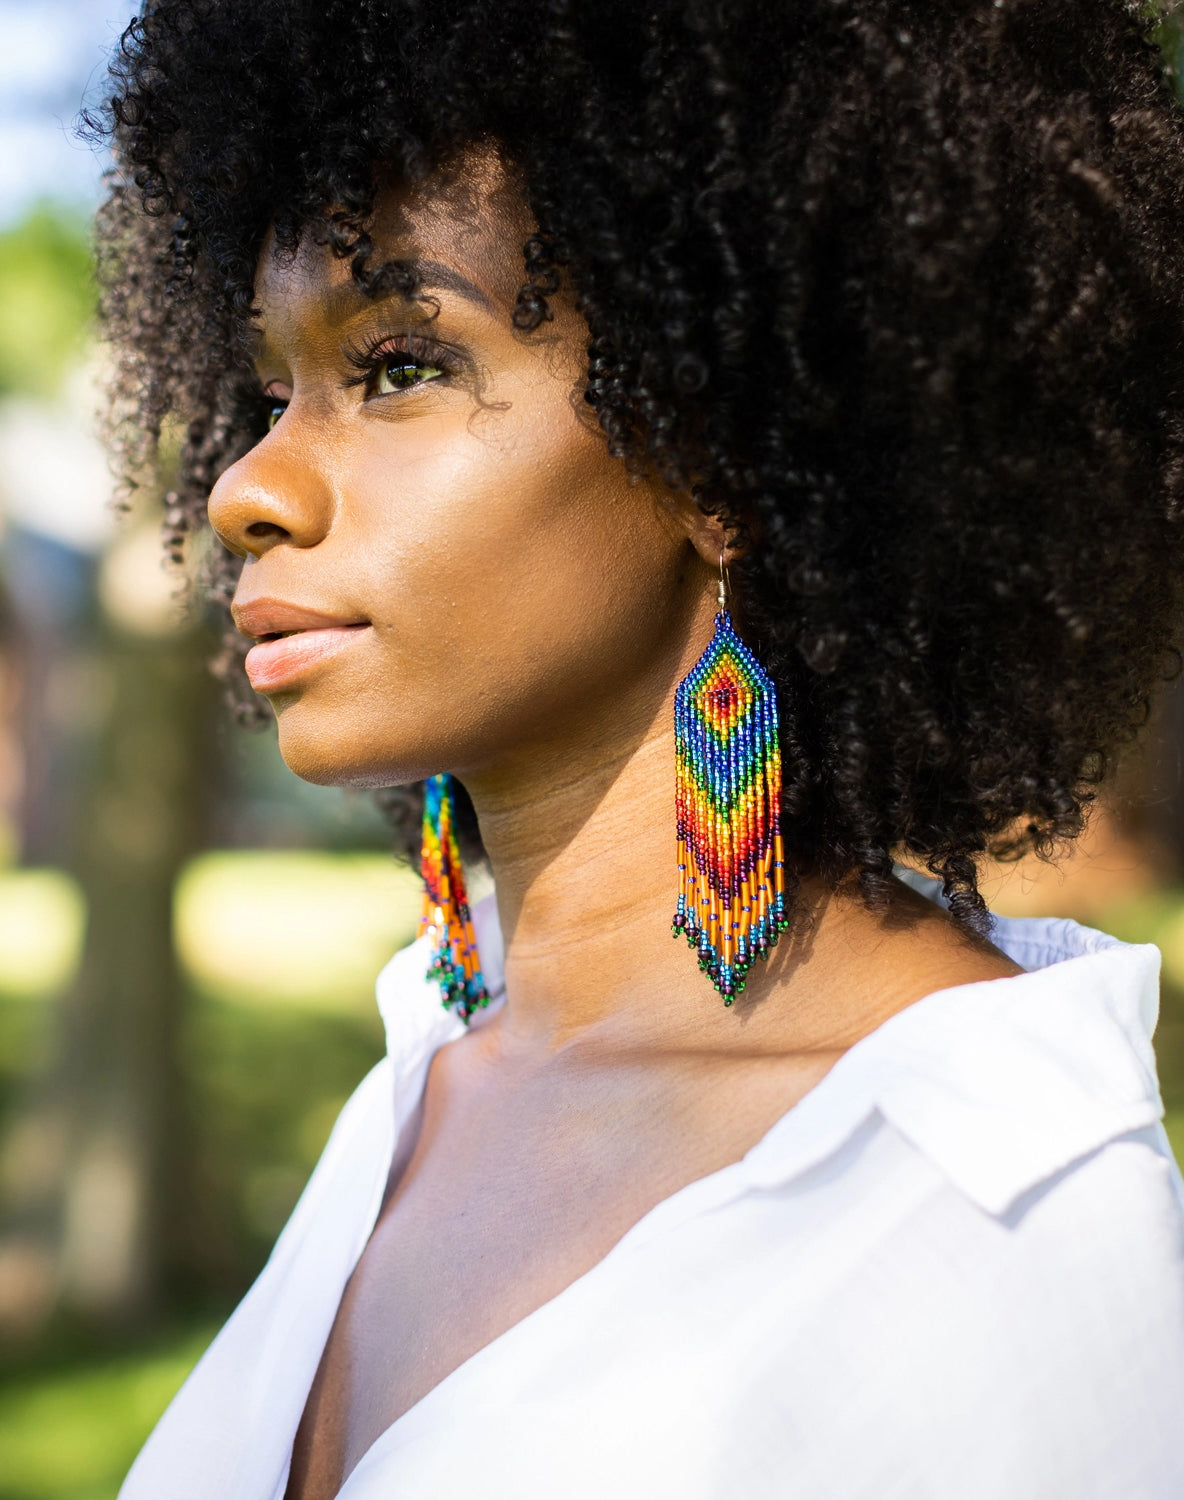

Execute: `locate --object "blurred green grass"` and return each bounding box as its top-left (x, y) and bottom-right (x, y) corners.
top-left (0, 1325), bottom-right (216, 1500)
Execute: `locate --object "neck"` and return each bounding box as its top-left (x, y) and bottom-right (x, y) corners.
top-left (470, 707), bottom-right (693, 1045)
top-left (460, 614), bottom-right (1019, 1059)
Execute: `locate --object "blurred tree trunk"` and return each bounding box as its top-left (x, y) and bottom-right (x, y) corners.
top-left (49, 610), bottom-right (215, 1325)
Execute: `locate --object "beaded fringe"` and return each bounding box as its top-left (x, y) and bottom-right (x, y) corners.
top-left (672, 612), bottom-right (787, 1003)
top-left (419, 773), bottom-right (490, 1022)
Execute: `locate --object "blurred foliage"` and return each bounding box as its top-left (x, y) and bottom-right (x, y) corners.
top-left (0, 1322), bottom-right (215, 1500)
top-left (0, 871), bottom-right (85, 998)
top-left (0, 208), bottom-right (93, 401)
top-left (174, 851), bottom-right (420, 1012)
top-left (180, 997), bottom-right (384, 1286)
top-left (0, 848), bottom-right (396, 1500)
top-left (1082, 893), bottom-right (1184, 1162)
top-left (0, 874), bottom-right (89, 1141)
top-left (0, 986), bottom-right (387, 1309)
top-left (1152, 0), bottom-right (1184, 75)
top-left (0, 851), bottom-right (411, 1302)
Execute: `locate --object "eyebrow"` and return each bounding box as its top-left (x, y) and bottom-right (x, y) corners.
top-left (323, 257), bottom-right (497, 323)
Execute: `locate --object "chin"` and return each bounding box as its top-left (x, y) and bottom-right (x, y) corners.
top-left (274, 710), bottom-right (438, 790)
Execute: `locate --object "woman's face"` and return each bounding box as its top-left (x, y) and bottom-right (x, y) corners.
top-left (208, 154), bottom-right (712, 790)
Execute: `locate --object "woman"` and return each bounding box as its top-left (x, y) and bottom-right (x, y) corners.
top-left (98, 1), bottom-right (1184, 1496)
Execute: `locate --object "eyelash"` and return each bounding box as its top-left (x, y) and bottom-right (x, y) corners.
top-left (261, 332), bottom-right (456, 430)
top-left (342, 330), bottom-right (457, 393)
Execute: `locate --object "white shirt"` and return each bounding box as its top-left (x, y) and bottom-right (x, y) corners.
top-left (121, 892), bottom-right (1184, 1499)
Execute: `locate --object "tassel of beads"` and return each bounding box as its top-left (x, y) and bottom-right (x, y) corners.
top-left (419, 773), bottom-right (489, 1022)
top-left (672, 612), bottom-right (787, 1004)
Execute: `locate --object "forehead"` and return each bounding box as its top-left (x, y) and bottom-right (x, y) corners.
top-left (253, 150), bottom-right (533, 326)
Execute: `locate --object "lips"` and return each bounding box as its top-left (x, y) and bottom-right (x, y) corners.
top-left (234, 598), bottom-right (372, 694)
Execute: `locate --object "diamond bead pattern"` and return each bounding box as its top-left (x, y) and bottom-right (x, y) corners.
top-left (673, 612), bottom-right (787, 1002)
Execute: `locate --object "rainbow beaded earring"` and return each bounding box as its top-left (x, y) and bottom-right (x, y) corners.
top-left (672, 557), bottom-right (788, 1003)
top-left (419, 773), bottom-right (490, 1022)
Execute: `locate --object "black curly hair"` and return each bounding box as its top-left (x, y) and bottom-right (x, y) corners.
top-left (90, 0), bottom-right (1184, 924)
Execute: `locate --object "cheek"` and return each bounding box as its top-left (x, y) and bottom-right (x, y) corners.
top-left (361, 399), bottom-right (672, 667)
top-left (274, 382), bottom-right (688, 784)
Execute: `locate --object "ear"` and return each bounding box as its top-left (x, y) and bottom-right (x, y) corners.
top-left (666, 488), bottom-right (750, 570)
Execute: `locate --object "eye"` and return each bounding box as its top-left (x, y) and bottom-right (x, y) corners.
top-left (266, 402), bottom-right (286, 431)
top-left (373, 357), bottom-right (445, 396)
top-left (343, 334), bottom-right (455, 398)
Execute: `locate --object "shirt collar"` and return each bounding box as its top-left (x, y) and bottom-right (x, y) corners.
top-left (738, 913), bottom-right (1163, 1216)
top-left (376, 893), bottom-right (1164, 1219)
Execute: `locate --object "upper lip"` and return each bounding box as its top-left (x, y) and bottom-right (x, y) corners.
top-left (233, 597), bottom-right (370, 642)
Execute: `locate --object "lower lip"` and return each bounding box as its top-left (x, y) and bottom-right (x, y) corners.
top-left (244, 625), bottom-right (370, 692)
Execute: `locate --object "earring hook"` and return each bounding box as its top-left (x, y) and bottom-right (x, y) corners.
top-left (717, 551), bottom-right (730, 612)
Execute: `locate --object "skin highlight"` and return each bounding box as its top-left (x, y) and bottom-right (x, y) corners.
top-left (208, 156), bottom-right (1021, 1499)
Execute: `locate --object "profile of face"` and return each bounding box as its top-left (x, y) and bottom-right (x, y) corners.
top-left (208, 152), bottom-right (718, 793)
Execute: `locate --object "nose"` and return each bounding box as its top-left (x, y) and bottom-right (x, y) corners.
top-left (207, 418), bottom-right (334, 559)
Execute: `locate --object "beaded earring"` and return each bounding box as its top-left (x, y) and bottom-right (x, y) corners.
top-left (419, 772), bottom-right (490, 1022)
top-left (672, 556), bottom-right (788, 1003)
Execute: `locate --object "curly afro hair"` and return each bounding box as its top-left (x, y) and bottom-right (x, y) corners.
top-left (91, 0), bottom-right (1184, 923)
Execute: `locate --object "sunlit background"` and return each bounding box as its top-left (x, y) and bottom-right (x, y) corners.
top-left (0, 4), bottom-right (1183, 1497)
